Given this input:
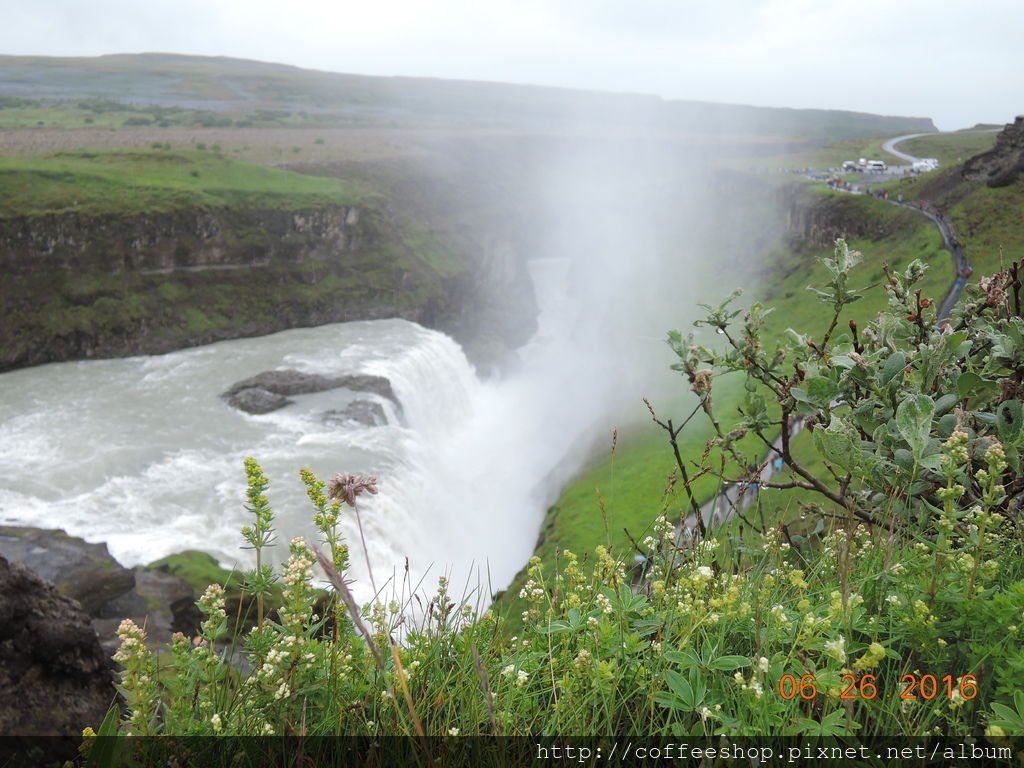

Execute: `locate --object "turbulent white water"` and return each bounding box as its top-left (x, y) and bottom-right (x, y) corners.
top-left (0, 252), bottom-right (632, 606)
top-left (1, 137), bottom-right (718, 609)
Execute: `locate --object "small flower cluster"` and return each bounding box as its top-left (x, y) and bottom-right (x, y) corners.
top-left (853, 642), bottom-right (887, 672)
top-left (733, 671), bottom-right (764, 700)
top-left (197, 582), bottom-right (227, 644)
top-left (113, 619), bottom-right (158, 735)
top-left (823, 635), bottom-right (847, 664)
top-left (501, 664), bottom-right (530, 687)
top-left (279, 538), bottom-right (315, 633)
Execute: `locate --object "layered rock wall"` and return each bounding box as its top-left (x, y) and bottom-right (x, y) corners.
top-left (962, 117), bottom-right (1024, 188)
top-left (782, 185), bottom-right (900, 249)
top-left (1, 205), bottom-right (366, 275)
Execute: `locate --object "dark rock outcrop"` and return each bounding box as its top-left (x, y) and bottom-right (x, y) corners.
top-left (0, 527), bottom-right (198, 657)
top-left (323, 400), bottom-right (388, 428)
top-left (0, 526), bottom-right (135, 615)
top-left (0, 205), bottom-right (364, 276)
top-left (962, 117), bottom-right (1024, 188)
top-left (223, 368), bottom-right (399, 415)
top-left (781, 184), bottom-right (910, 249)
top-left (0, 554), bottom-right (114, 754)
top-left (226, 387), bottom-right (293, 414)
top-left (93, 567), bottom-right (198, 659)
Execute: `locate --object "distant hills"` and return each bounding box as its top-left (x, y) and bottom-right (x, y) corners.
top-left (0, 53), bottom-right (935, 142)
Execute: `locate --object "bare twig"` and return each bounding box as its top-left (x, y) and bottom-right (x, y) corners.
top-left (645, 399), bottom-right (707, 539)
top-left (472, 645), bottom-right (498, 733)
top-left (313, 546), bottom-right (385, 674)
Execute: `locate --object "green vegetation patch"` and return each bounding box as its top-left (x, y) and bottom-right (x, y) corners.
top-left (899, 131), bottom-right (999, 169)
top-left (148, 550), bottom-right (238, 594)
top-left (507, 189), bottom-right (956, 626)
top-left (0, 150), bottom-right (367, 218)
top-left (100, 272), bottom-right (1024, 738)
top-left (739, 135), bottom-right (909, 173)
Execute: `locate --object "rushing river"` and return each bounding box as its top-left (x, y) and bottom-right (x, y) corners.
top-left (0, 257), bottom-right (626, 606)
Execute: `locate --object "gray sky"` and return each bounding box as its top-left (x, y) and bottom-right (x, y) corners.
top-left (3, 0), bottom-right (1021, 130)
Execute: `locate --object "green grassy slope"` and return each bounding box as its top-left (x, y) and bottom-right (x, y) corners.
top-left (0, 149), bottom-right (468, 370)
top-left (0, 53), bottom-right (935, 139)
top-left (493, 178), bottom-right (962, 626)
top-left (0, 149), bottom-right (366, 217)
top-left (898, 130), bottom-right (999, 167)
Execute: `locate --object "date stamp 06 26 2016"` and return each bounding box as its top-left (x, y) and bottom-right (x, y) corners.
top-left (777, 672), bottom-right (978, 701)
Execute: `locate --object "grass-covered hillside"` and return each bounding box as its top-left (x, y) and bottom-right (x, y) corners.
top-left (0, 53), bottom-right (935, 141)
top-left (0, 149), bottom-right (367, 217)
top-left (898, 130), bottom-right (1000, 168)
top-left (495, 179), bottom-right (957, 624)
top-left (81, 248), bottom-right (1024, 755)
top-left (739, 128), bottom-right (998, 175)
top-left (0, 148), bottom-right (473, 371)
top-left (506, 125), bottom-right (1023, 637)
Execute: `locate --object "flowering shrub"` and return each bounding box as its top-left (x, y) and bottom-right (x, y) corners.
top-left (98, 246), bottom-right (1024, 754)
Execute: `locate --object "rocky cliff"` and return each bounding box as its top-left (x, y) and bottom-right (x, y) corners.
top-left (0, 553), bottom-right (114, 761)
top-left (0, 195), bottom-right (536, 372)
top-left (962, 116), bottom-right (1024, 188)
top-left (1, 204), bottom-right (365, 275)
top-left (781, 184), bottom-right (912, 249)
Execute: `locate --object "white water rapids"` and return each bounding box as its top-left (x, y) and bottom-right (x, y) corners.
top-left (0, 256), bottom-right (636, 606)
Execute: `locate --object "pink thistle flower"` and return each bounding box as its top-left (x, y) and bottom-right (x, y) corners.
top-left (327, 473), bottom-right (379, 507)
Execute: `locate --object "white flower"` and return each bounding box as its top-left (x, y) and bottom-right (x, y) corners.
top-left (448, 727), bottom-right (460, 736)
top-left (757, 656), bottom-right (770, 672)
top-left (210, 713), bottom-right (223, 733)
top-left (501, 664), bottom-right (516, 677)
top-left (516, 669), bottom-right (529, 687)
top-left (824, 636), bottom-right (847, 664)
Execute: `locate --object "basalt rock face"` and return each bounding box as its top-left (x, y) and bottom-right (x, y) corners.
top-left (0, 199), bottom-right (491, 373)
top-left (0, 554), bottom-right (114, 753)
top-left (0, 205), bottom-right (364, 275)
top-left (962, 117), bottom-right (1024, 188)
top-left (781, 184), bottom-right (906, 249)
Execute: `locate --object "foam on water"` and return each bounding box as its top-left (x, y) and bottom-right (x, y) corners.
top-left (0, 318), bottom-right (543, 605)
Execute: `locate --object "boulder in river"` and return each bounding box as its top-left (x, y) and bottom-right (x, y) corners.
top-left (322, 399), bottom-right (388, 428)
top-left (225, 386), bottom-right (293, 414)
top-left (222, 368), bottom-right (399, 415)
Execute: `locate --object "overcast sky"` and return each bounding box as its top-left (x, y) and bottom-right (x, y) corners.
top-left (3, 0), bottom-right (1020, 131)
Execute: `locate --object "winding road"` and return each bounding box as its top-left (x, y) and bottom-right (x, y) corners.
top-left (881, 132), bottom-right (935, 163)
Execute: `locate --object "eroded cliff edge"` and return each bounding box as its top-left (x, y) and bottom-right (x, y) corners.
top-left (0, 196), bottom-right (537, 371)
